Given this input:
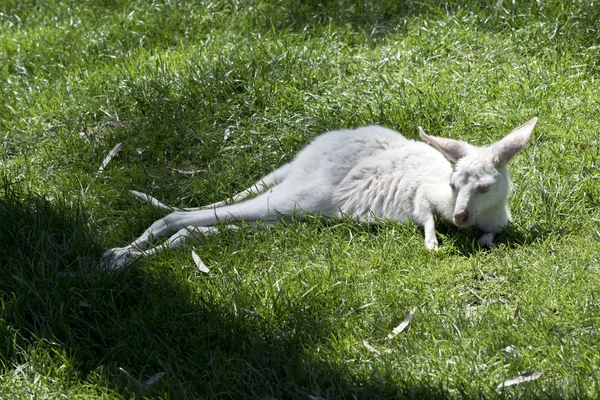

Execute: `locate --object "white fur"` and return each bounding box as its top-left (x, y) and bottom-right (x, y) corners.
top-left (103, 118), bottom-right (537, 269)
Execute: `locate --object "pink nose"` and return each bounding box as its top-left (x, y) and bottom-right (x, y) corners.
top-left (454, 210), bottom-right (469, 225)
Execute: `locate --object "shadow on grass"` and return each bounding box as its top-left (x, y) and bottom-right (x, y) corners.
top-left (5, 0), bottom-right (600, 67)
top-left (0, 178), bottom-right (458, 398)
top-left (430, 218), bottom-right (554, 257)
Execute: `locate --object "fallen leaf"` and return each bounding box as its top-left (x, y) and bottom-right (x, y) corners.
top-left (98, 142), bottom-right (123, 174)
top-left (387, 306), bottom-right (417, 339)
top-left (497, 371), bottom-right (542, 389)
top-left (362, 340), bottom-right (380, 355)
top-left (223, 145), bottom-right (249, 151)
top-left (241, 308), bottom-right (261, 318)
top-left (79, 126), bottom-right (93, 141)
top-left (77, 301), bottom-right (91, 308)
top-left (377, 55), bottom-right (398, 67)
top-left (145, 372), bottom-right (166, 387)
top-left (513, 300), bottom-right (520, 318)
top-left (167, 166), bottom-right (202, 175)
top-left (493, 0), bottom-right (504, 16)
top-left (192, 250), bottom-right (210, 273)
top-left (469, 288), bottom-right (484, 303)
top-left (575, 142), bottom-right (595, 151)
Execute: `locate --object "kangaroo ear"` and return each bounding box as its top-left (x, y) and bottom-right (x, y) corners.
top-left (492, 117), bottom-right (537, 166)
top-left (419, 127), bottom-right (472, 162)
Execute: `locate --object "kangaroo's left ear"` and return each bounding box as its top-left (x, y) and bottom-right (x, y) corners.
top-left (419, 127), bottom-right (473, 162)
top-left (492, 117), bottom-right (538, 167)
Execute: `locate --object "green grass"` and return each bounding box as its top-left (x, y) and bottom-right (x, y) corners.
top-left (1, 0), bottom-right (600, 398)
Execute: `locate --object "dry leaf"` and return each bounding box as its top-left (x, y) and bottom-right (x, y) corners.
top-left (497, 371), bottom-right (542, 389)
top-left (79, 127), bottom-right (93, 142)
top-left (223, 145), bottom-right (249, 151)
top-left (77, 301), bottom-right (91, 308)
top-left (167, 166), bottom-right (202, 175)
top-left (575, 142), bottom-right (595, 151)
top-left (241, 308), bottom-right (261, 318)
top-left (98, 142), bottom-right (123, 174)
top-left (129, 190), bottom-right (183, 211)
top-left (387, 306), bottom-right (417, 339)
top-left (192, 250), bottom-right (210, 273)
top-left (469, 288), bottom-right (484, 303)
top-left (145, 372), bottom-right (166, 387)
top-left (493, 0), bottom-right (504, 16)
top-left (362, 340), bottom-right (381, 355)
top-left (377, 55), bottom-right (398, 67)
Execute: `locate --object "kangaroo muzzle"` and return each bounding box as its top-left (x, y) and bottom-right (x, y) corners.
top-left (453, 210), bottom-right (469, 227)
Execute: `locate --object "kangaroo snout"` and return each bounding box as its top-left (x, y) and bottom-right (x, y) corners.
top-left (453, 210), bottom-right (469, 226)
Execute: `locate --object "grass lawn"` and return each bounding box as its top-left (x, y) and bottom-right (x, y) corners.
top-left (1, 0), bottom-right (600, 398)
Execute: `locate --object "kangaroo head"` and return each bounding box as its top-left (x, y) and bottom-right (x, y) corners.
top-left (419, 117), bottom-right (537, 228)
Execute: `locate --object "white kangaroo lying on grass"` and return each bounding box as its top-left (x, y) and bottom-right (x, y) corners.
top-left (103, 118), bottom-right (537, 269)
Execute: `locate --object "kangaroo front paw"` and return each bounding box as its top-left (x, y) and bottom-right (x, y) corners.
top-left (478, 232), bottom-right (495, 247)
top-left (425, 237), bottom-right (439, 251)
top-left (102, 247), bottom-right (139, 270)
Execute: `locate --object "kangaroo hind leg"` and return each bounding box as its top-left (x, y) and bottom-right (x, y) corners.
top-left (103, 178), bottom-right (315, 269)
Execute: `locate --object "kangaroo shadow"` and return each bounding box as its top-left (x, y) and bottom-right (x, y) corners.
top-left (0, 180), bottom-right (461, 398)
top-left (431, 218), bottom-right (555, 257)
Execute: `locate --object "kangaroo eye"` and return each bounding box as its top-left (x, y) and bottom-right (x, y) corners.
top-left (476, 185), bottom-right (490, 194)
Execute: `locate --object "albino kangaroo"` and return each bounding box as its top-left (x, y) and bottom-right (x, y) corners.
top-left (103, 118), bottom-right (537, 269)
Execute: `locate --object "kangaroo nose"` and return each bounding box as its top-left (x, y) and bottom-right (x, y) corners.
top-left (454, 210), bottom-right (469, 225)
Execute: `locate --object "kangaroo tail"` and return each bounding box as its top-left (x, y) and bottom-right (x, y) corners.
top-left (129, 162), bottom-right (292, 212)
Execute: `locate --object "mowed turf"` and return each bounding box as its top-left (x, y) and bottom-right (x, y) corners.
top-left (1, 0), bottom-right (599, 398)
